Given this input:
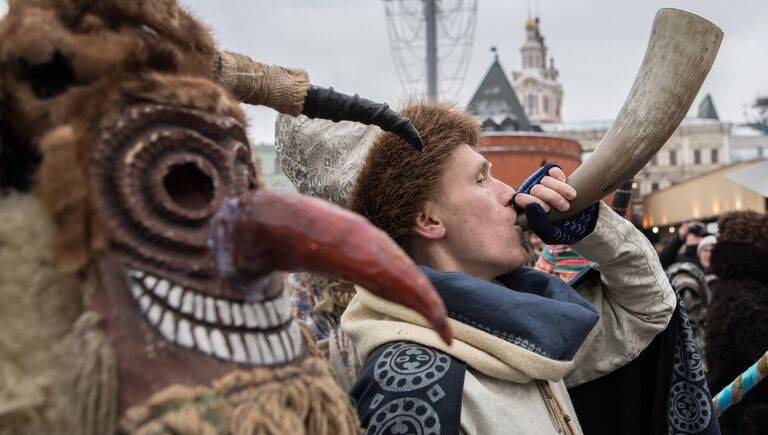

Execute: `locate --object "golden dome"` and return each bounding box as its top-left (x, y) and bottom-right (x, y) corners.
top-left (526, 17), bottom-right (536, 30)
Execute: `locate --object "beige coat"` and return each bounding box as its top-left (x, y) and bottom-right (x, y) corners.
top-left (342, 202), bottom-right (676, 434)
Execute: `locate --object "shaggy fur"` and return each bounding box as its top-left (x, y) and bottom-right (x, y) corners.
top-left (0, 0), bottom-right (244, 272)
top-left (0, 193), bottom-right (83, 434)
top-left (706, 210), bottom-right (768, 435)
top-left (348, 100), bottom-right (483, 251)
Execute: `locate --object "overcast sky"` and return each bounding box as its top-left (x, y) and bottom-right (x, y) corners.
top-left (184, 1), bottom-right (767, 144)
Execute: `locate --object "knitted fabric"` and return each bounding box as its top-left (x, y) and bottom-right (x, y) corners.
top-left (535, 244), bottom-right (590, 282)
top-left (217, 51), bottom-right (309, 116)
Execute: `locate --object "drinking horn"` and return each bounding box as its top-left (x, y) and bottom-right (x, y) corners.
top-left (213, 51), bottom-right (423, 151)
top-left (517, 9), bottom-right (723, 228)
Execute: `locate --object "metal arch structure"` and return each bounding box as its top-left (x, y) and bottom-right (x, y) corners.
top-left (384, 0), bottom-right (477, 101)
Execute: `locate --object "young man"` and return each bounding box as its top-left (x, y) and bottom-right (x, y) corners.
top-left (341, 101), bottom-right (679, 434)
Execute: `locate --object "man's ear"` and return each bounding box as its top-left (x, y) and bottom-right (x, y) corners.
top-left (413, 203), bottom-right (446, 240)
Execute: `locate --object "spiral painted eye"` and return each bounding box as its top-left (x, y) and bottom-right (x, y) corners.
top-left (91, 103), bottom-right (257, 297)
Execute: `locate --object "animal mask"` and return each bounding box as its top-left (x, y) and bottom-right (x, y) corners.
top-left (0, 1), bottom-right (448, 433)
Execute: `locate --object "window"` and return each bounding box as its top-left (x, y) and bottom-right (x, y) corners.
top-left (711, 148), bottom-right (718, 164)
top-left (651, 182), bottom-right (659, 192)
top-left (543, 95), bottom-right (549, 114)
top-left (669, 150), bottom-right (677, 166)
top-left (527, 94), bottom-right (534, 116)
top-left (694, 149), bottom-right (701, 164)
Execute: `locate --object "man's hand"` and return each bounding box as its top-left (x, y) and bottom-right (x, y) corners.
top-left (513, 164), bottom-right (598, 245)
top-left (678, 223), bottom-right (689, 241)
top-left (513, 166), bottom-right (576, 213)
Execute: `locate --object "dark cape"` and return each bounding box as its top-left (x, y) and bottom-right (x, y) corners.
top-left (568, 268), bottom-right (721, 435)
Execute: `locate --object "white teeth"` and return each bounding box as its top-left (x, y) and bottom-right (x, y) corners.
top-left (228, 333), bottom-right (248, 363)
top-left (148, 304), bottom-right (162, 325)
top-left (231, 303), bottom-right (244, 327)
top-left (181, 291), bottom-right (194, 314)
top-left (159, 311), bottom-right (175, 341)
top-left (275, 294), bottom-right (292, 323)
top-left (177, 320), bottom-right (194, 348)
top-left (194, 326), bottom-right (212, 354)
top-left (194, 294), bottom-right (205, 320)
top-left (143, 275), bottom-right (158, 290)
top-left (279, 330), bottom-right (294, 361)
top-left (216, 300), bottom-right (232, 326)
top-left (127, 269), bottom-right (302, 365)
top-left (205, 297), bottom-right (217, 323)
top-left (268, 333), bottom-right (286, 363)
top-left (242, 304), bottom-right (259, 328)
top-left (130, 281), bottom-right (143, 299)
top-left (253, 303), bottom-right (269, 326)
top-left (290, 323), bottom-right (303, 357)
top-left (154, 279), bottom-right (170, 298)
top-left (139, 294), bottom-right (152, 313)
top-left (244, 333), bottom-right (263, 365)
top-left (256, 334), bottom-right (275, 365)
top-left (210, 329), bottom-right (230, 360)
top-left (168, 286), bottom-right (183, 309)
top-left (264, 301), bottom-right (280, 326)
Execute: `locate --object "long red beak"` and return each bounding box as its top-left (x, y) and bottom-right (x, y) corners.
top-left (213, 190), bottom-right (452, 344)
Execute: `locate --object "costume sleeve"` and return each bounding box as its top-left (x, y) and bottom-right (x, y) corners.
top-left (564, 201), bottom-right (676, 387)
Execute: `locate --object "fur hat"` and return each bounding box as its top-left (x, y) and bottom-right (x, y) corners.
top-left (716, 210), bottom-right (768, 249)
top-left (711, 210), bottom-right (768, 280)
top-left (274, 113), bottom-right (379, 207)
top-left (348, 101), bottom-right (482, 251)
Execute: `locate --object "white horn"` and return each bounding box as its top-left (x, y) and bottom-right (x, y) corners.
top-left (518, 8), bottom-right (723, 228)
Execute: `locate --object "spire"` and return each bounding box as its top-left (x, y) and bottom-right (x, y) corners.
top-left (697, 94), bottom-right (719, 120)
top-left (511, 13), bottom-right (563, 124)
top-left (468, 53), bottom-right (533, 132)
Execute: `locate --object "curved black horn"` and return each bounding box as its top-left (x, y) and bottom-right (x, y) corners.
top-left (301, 85), bottom-right (423, 152)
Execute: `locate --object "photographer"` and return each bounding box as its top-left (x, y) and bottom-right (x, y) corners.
top-left (659, 220), bottom-right (707, 269)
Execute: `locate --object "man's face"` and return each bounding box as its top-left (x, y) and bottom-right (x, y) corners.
top-left (429, 144), bottom-right (527, 279)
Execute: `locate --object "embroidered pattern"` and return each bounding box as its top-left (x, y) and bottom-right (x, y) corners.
top-left (668, 296), bottom-right (717, 434)
top-left (448, 311), bottom-right (551, 358)
top-left (351, 342), bottom-right (465, 435)
top-left (374, 342), bottom-right (451, 392)
top-left (366, 397), bottom-right (441, 435)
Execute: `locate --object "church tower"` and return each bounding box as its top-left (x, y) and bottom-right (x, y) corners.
top-left (511, 16), bottom-right (563, 124)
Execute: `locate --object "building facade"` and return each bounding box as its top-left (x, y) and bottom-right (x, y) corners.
top-left (510, 17), bottom-right (563, 124)
top-left (251, 143), bottom-right (296, 193)
top-left (543, 114), bottom-right (733, 198)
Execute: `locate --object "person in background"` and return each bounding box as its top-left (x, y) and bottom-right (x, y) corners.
top-left (659, 220), bottom-right (707, 269)
top-left (697, 235), bottom-right (718, 292)
top-left (666, 261), bottom-right (710, 364)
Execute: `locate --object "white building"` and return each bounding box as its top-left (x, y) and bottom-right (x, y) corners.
top-left (542, 95), bottom-right (744, 199)
top-left (511, 17), bottom-right (563, 124)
